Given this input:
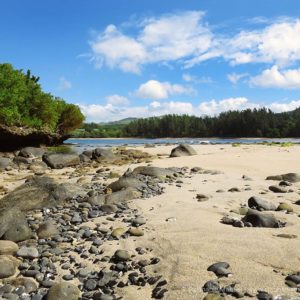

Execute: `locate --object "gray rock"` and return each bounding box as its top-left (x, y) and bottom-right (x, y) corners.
top-left (92, 148), bottom-right (115, 161)
top-left (114, 250), bottom-right (131, 262)
top-left (0, 176), bottom-right (86, 213)
top-left (43, 153), bottom-right (80, 169)
top-left (17, 246), bottom-right (39, 259)
top-left (286, 274), bottom-right (300, 284)
top-left (0, 157), bottom-right (12, 170)
top-left (108, 176), bottom-right (146, 192)
top-left (248, 196), bottom-right (277, 211)
top-left (1, 209), bottom-right (32, 242)
top-left (242, 209), bottom-right (284, 228)
top-left (131, 166), bottom-right (176, 178)
top-left (0, 256), bottom-right (17, 279)
top-left (105, 187), bottom-right (142, 204)
top-left (269, 185), bottom-right (288, 193)
top-left (0, 241), bottom-right (19, 255)
top-left (170, 144), bottom-right (197, 157)
top-left (37, 221), bottom-right (59, 239)
top-left (19, 147), bottom-right (45, 158)
top-left (47, 282), bottom-right (80, 300)
top-left (266, 173), bottom-right (300, 183)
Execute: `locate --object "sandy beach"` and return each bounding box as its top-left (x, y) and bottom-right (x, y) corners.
top-left (0, 144), bottom-right (300, 300)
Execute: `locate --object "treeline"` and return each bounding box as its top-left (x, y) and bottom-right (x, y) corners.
top-left (0, 63), bottom-right (84, 134)
top-left (122, 108), bottom-right (300, 138)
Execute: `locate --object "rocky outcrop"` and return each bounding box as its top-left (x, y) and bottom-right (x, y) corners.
top-left (0, 124), bottom-right (68, 151)
top-left (0, 176), bottom-right (85, 212)
top-left (170, 144), bottom-right (197, 157)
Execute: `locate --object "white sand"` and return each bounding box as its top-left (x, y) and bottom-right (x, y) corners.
top-left (117, 144), bottom-right (300, 299)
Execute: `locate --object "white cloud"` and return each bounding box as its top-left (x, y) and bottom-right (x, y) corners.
top-left (106, 94), bottom-right (130, 106)
top-left (249, 65), bottom-right (300, 89)
top-left (89, 11), bottom-right (212, 73)
top-left (79, 97), bottom-right (300, 122)
top-left (135, 80), bottom-right (195, 100)
top-left (58, 76), bottom-right (72, 90)
top-left (90, 24), bottom-right (147, 74)
top-left (198, 97), bottom-right (258, 115)
top-left (227, 72), bottom-right (248, 84)
top-left (269, 99), bottom-right (300, 112)
top-left (182, 73), bottom-right (212, 84)
top-left (89, 14), bottom-right (300, 73)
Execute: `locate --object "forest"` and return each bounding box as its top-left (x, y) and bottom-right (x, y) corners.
top-left (121, 108), bottom-right (300, 138)
top-left (0, 63), bottom-right (84, 135)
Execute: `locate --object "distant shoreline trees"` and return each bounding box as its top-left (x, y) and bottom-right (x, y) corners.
top-left (0, 63), bottom-right (84, 135)
top-left (122, 109), bottom-right (300, 138)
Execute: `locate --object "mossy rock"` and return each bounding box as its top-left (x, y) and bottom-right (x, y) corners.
top-left (277, 203), bottom-right (293, 212)
top-left (111, 227), bottom-right (127, 238)
top-left (128, 228), bottom-right (144, 236)
top-left (203, 293), bottom-right (225, 300)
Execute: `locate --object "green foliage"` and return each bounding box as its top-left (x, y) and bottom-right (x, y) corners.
top-left (47, 145), bottom-right (74, 153)
top-left (0, 63), bottom-right (84, 134)
top-left (123, 109), bottom-right (300, 138)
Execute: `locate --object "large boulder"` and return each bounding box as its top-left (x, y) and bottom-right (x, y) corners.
top-left (266, 173), bottom-right (300, 183)
top-left (0, 176), bottom-right (86, 212)
top-left (43, 153), bottom-right (80, 169)
top-left (170, 144), bottom-right (197, 157)
top-left (248, 196), bottom-right (277, 211)
top-left (47, 282), bottom-right (81, 300)
top-left (131, 166), bottom-right (176, 178)
top-left (108, 176), bottom-right (146, 192)
top-left (242, 209), bottom-right (284, 228)
top-left (18, 147), bottom-right (46, 158)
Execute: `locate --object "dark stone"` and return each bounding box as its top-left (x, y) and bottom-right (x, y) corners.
top-left (242, 209), bottom-right (284, 228)
top-left (248, 196), bottom-right (277, 211)
top-left (266, 173), bottom-right (300, 183)
top-left (43, 153), bottom-right (80, 169)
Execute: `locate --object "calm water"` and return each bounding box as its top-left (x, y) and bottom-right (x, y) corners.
top-left (66, 137), bottom-right (300, 152)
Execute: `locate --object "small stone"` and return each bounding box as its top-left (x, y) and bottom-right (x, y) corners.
top-left (128, 228), bottom-right (144, 236)
top-left (111, 227), bottom-right (127, 238)
top-left (17, 246), bottom-right (39, 259)
top-left (84, 279), bottom-right (97, 291)
top-left (277, 203), bottom-right (293, 212)
top-left (276, 234), bottom-right (297, 239)
top-left (132, 217), bottom-right (146, 227)
top-left (114, 250), bottom-right (131, 262)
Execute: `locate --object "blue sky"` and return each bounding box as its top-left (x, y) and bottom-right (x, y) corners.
top-left (1, 0), bottom-right (300, 121)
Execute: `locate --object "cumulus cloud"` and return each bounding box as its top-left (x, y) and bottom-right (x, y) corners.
top-left (198, 97), bottom-right (258, 115)
top-left (269, 99), bottom-right (300, 112)
top-left (58, 76), bottom-right (72, 90)
top-left (79, 97), bottom-right (300, 122)
top-left (106, 94), bottom-right (130, 106)
top-left (188, 18), bottom-right (300, 68)
top-left (249, 65), bottom-right (300, 88)
top-left (89, 11), bottom-right (300, 73)
top-left (135, 80), bottom-right (195, 100)
top-left (89, 11), bottom-right (212, 73)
